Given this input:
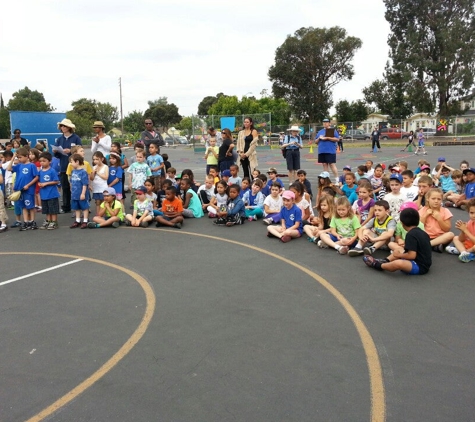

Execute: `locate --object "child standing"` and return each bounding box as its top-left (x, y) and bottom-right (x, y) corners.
top-left (267, 190), bottom-right (302, 242)
top-left (204, 137), bottom-right (219, 174)
top-left (29, 148), bottom-right (42, 211)
top-left (414, 128), bottom-right (427, 155)
top-left (303, 194), bottom-right (334, 243)
top-left (147, 142), bottom-right (164, 190)
top-left (155, 185), bottom-right (184, 229)
top-left (126, 185), bottom-right (153, 227)
top-left (37, 152), bottom-right (60, 230)
top-left (450, 198), bottom-right (475, 262)
top-left (318, 196), bottom-right (361, 254)
top-left (127, 150), bottom-right (152, 206)
top-left (180, 177), bottom-right (204, 218)
top-left (7, 148), bottom-right (39, 230)
top-left (384, 174), bottom-right (407, 222)
top-left (243, 179), bottom-right (265, 221)
top-left (69, 154), bottom-right (90, 229)
top-left (88, 187), bottom-right (124, 228)
top-left (419, 188), bottom-right (454, 252)
top-left (0, 170), bottom-right (8, 232)
top-left (91, 151), bottom-right (109, 216)
top-left (363, 208), bottom-right (432, 275)
top-left (214, 184), bottom-right (245, 226)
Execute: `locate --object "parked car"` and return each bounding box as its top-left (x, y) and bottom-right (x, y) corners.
top-left (420, 127), bottom-right (437, 137)
top-left (343, 129), bottom-right (371, 141)
top-left (379, 127), bottom-right (410, 140)
top-left (176, 136), bottom-right (189, 144)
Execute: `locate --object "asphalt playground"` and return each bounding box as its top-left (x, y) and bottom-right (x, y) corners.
top-left (1, 142), bottom-right (475, 422)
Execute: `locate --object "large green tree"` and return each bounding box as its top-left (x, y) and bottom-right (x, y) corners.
top-left (384, 0), bottom-right (475, 116)
top-left (68, 98), bottom-right (118, 135)
top-left (144, 98), bottom-right (182, 130)
top-left (123, 110), bottom-right (144, 133)
top-left (268, 26), bottom-right (362, 122)
top-left (7, 86), bottom-right (54, 112)
top-left (197, 93), bottom-right (226, 116)
top-left (335, 99), bottom-right (371, 123)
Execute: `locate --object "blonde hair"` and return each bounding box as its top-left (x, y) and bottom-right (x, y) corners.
top-left (335, 196), bottom-right (354, 219)
top-left (316, 194), bottom-right (335, 218)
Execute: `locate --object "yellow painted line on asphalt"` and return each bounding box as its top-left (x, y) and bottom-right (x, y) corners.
top-left (150, 228), bottom-right (386, 422)
top-left (0, 252), bottom-right (156, 422)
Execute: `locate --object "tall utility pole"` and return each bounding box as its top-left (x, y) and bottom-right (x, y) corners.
top-left (119, 77), bottom-right (124, 135)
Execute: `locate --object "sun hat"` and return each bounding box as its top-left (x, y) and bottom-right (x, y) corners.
top-left (287, 125), bottom-right (300, 132)
top-left (267, 167), bottom-right (277, 174)
top-left (400, 201), bottom-right (418, 211)
top-left (93, 121), bottom-right (105, 128)
top-left (135, 185), bottom-right (147, 194)
top-left (57, 118), bottom-right (76, 130)
top-left (103, 187), bottom-right (116, 196)
top-left (282, 190), bottom-right (295, 200)
top-left (389, 174), bottom-right (403, 183)
top-left (318, 171), bottom-right (330, 179)
top-left (463, 167), bottom-right (475, 175)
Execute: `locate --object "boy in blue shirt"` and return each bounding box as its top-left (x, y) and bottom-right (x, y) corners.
top-left (38, 152), bottom-right (60, 230)
top-left (69, 154), bottom-right (90, 229)
top-left (146, 142), bottom-right (164, 191)
top-left (266, 190), bottom-right (302, 242)
top-left (7, 148), bottom-right (39, 230)
top-left (265, 167), bottom-right (285, 193)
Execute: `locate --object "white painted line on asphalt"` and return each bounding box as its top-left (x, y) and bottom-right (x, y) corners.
top-left (0, 259), bottom-right (83, 287)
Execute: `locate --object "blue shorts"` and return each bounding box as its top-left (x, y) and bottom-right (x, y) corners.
top-left (19, 193), bottom-right (35, 210)
top-left (329, 234), bottom-right (357, 248)
top-left (71, 199), bottom-right (90, 211)
top-left (403, 260), bottom-right (420, 275)
top-left (418, 141), bottom-right (424, 147)
top-left (93, 193), bottom-right (104, 201)
top-left (318, 153), bottom-right (337, 164)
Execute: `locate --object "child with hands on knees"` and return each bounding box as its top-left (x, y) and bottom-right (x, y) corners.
top-left (318, 196), bottom-right (361, 254)
top-left (88, 187), bottom-right (124, 228)
top-left (267, 190), bottom-right (302, 243)
top-left (304, 194), bottom-right (334, 244)
top-left (262, 182), bottom-right (283, 225)
top-left (126, 185), bottom-right (153, 227)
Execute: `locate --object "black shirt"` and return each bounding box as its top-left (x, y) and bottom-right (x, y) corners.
top-left (219, 138), bottom-right (233, 162)
top-left (404, 227), bottom-right (432, 274)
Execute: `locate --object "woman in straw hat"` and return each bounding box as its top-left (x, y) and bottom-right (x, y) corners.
top-left (54, 118), bottom-right (82, 213)
top-left (281, 125), bottom-right (303, 183)
top-left (91, 121), bottom-right (111, 156)
top-left (236, 116), bottom-right (259, 179)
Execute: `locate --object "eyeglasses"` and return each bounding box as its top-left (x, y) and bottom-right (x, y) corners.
top-left (145, 122), bottom-right (153, 125)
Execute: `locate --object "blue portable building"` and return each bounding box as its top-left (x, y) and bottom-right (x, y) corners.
top-left (9, 111), bottom-right (67, 152)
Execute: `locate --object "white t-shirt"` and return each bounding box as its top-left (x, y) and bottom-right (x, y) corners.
top-left (384, 192), bottom-right (406, 222)
top-left (295, 198), bottom-right (312, 218)
top-left (92, 164), bottom-right (109, 193)
top-left (2, 161), bottom-right (12, 184)
top-left (91, 135), bottom-right (112, 156)
top-left (400, 185), bottom-right (419, 202)
top-left (197, 185), bottom-right (215, 203)
top-left (263, 195), bottom-right (283, 216)
top-left (216, 193), bottom-right (228, 210)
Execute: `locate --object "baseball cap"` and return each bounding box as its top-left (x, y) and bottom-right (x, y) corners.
top-left (343, 165), bottom-right (351, 171)
top-left (463, 167), bottom-right (475, 175)
top-left (267, 167), bottom-right (277, 174)
top-left (437, 157), bottom-right (446, 162)
top-left (389, 174), bottom-right (403, 183)
top-left (103, 187), bottom-right (116, 196)
top-left (322, 118), bottom-right (330, 122)
top-left (135, 185), bottom-right (147, 194)
top-left (400, 201), bottom-right (418, 211)
top-left (318, 171), bottom-right (330, 179)
top-left (222, 169), bottom-right (231, 177)
top-left (420, 165), bottom-right (431, 171)
top-left (282, 190), bottom-right (295, 200)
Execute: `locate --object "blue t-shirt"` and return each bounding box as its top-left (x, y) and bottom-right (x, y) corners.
top-left (280, 204), bottom-right (303, 233)
top-left (439, 175), bottom-right (456, 193)
top-left (54, 133), bottom-right (82, 172)
top-left (341, 184), bottom-right (357, 200)
top-left (108, 165), bottom-right (123, 193)
top-left (243, 191), bottom-right (265, 209)
top-left (266, 177), bottom-right (284, 193)
top-left (465, 182), bottom-right (475, 199)
top-left (316, 128), bottom-right (339, 154)
top-left (38, 167), bottom-right (60, 200)
top-left (12, 163), bottom-right (38, 195)
top-left (239, 187), bottom-right (250, 198)
top-left (70, 168), bottom-right (89, 200)
top-left (147, 154), bottom-right (164, 176)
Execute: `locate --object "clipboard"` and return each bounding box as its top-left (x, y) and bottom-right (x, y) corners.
top-left (325, 129), bottom-right (334, 138)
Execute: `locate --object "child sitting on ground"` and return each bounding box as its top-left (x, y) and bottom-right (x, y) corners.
top-left (262, 182), bottom-right (283, 225)
top-left (370, 164), bottom-right (386, 200)
top-left (180, 177), bottom-right (204, 218)
top-left (384, 174), bottom-right (407, 222)
top-left (198, 174), bottom-right (216, 212)
top-left (243, 179), bottom-right (265, 221)
top-left (448, 198), bottom-right (475, 262)
top-left (348, 200), bottom-right (396, 256)
top-left (335, 172), bottom-right (358, 205)
top-left (214, 184), bottom-right (245, 226)
top-left (304, 194), bottom-right (334, 244)
top-left (352, 181), bottom-right (374, 224)
top-left (239, 177), bottom-right (251, 198)
top-left (388, 202), bottom-right (424, 253)
top-left (363, 208), bottom-right (432, 275)
top-left (207, 180), bottom-right (228, 218)
top-left (297, 169), bottom-right (313, 199)
top-left (229, 164), bottom-right (242, 186)
top-left (155, 185), bottom-right (184, 229)
top-left (126, 185), bottom-right (153, 227)
top-left (88, 187), bottom-right (124, 228)
top-left (266, 190), bottom-right (302, 242)
top-left (400, 170), bottom-right (418, 202)
top-left (414, 175), bottom-right (433, 209)
top-left (290, 181), bottom-right (312, 223)
top-left (265, 167), bottom-right (285, 194)
top-left (444, 170), bottom-right (463, 207)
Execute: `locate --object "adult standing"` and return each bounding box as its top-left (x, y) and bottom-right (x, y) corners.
top-left (236, 117), bottom-right (258, 179)
top-left (281, 125), bottom-right (303, 183)
top-left (91, 121), bottom-right (111, 156)
top-left (208, 127), bottom-right (222, 147)
top-left (11, 129), bottom-right (29, 146)
top-left (54, 118), bottom-right (82, 213)
top-left (315, 118), bottom-right (339, 183)
top-left (140, 119), bottom-right (164, 156)
top-left (218, 128), bottom-right (235, 174)
top-left (371, 126), bottom-right (381, 152)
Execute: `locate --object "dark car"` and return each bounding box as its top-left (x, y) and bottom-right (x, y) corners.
top-left (343, 129), bottom-right (371, 141)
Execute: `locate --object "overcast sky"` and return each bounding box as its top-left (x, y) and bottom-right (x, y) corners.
top-left (0, 0), bottom-right (391, 119)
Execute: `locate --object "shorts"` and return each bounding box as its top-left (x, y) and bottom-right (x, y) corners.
top-left (418, 141), bottom-right (424, 147)
top-left (403, 260), bottom-right (420, 275)
top-left (71, 199), bottom-right (90, 211)
top-left (41, 198), bottom-right (60, 215)
top-left (329, 234), bottom-right (357, 248)
top-left (464, 239), bottom-right (474, 250)
top-left (93, 193), bottom-right (104, 201)
top-left (115, 193), bottom-right (123, 200)
top-left (318, 153), bottom-right (337, 164)
top-left (19, 193), bottom-right (35, 210)
top-left (285, 149), bottom-right (301, 171)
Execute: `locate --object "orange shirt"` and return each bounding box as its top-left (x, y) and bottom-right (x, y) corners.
top-left (419, 206), bottom-right (452, 238)
top-left (162, 197), bottom-right (184, 214)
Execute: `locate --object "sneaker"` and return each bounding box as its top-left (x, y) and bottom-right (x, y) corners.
top-left (111, 221), bottom-right (120, 228)
top-left (363, 255), bottom-right (383, 270)
top-left (423, 152), bottom-right (427, 155)
top-left (140, 221), bottom-right (149, 228)
top-left (338, 246), bottom-right (349, 255)
top-left (208, 213), bottom-right (216, 218)
top-left (39, 220), bottom-right (50, 230)
top-left (348, 247), bottom-right (364, 257)
top-left (432, 244), bottom-right (444, 253)
top-left (70, 221), bottom-right (80, 228)
top-left (364, 246), bottom-right (376, 256)
top-left (174, 222), bottom-right (182, 229)
top-left (80, 222), bottom-right (88, 229)
top-left (19, 222), bottom-right (29, 231)
top-left (459, 252), bottom-right (475, 263)
top-left (214, 218), bottom-right (226, 226)
top-left (11, 221), bottom-right (22, 228)
top-left (47, 222), bottom-right (57, 230)
top-left (0, 225), bottom-right (8, 233)
top-left (280, 235), bottom-right (292, 243)
top-left (87, 222), bottom-right (98, 229)
top-left (125, 220), bottom-right (132, 226)
top-left (317, 240), bottom-right (328, 249)
top-left (29, 221), bottom-right (38, 230)
top-left (248, 217), bottom-right (254, 222)
top-left (445, 246), bottom-right (460, 255)
top-left (263, 217), bottom-right (273, 225)
top-left (307, 236), bottom-right (317, 243)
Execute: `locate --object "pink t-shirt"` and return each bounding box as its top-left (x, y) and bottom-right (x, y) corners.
top-left (418, 206), bottom-right (453, 238)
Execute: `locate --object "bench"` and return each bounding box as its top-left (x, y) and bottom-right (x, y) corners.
top-left (432, 140), bottom-right (475, 146)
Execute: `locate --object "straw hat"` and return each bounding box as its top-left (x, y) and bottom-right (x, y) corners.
top-left (57, 118), bottom-right (76, 130)
top-left (287, 125), bottom-right (300, 132)
top-left (93, 121), bottom-right (105, 128)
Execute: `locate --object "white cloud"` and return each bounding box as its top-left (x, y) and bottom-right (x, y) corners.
top-left (0, 0), bottom-right (390, 119)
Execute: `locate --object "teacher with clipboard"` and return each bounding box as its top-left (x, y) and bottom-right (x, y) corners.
top-left (315, 118), bottom-right (339, 183)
